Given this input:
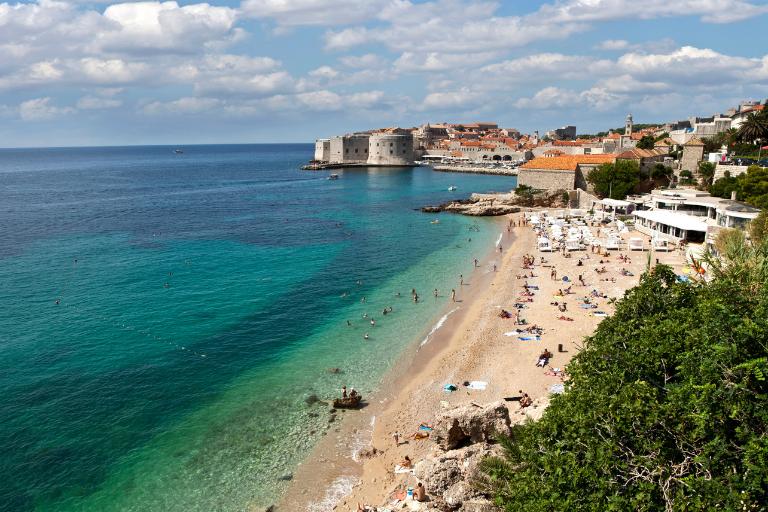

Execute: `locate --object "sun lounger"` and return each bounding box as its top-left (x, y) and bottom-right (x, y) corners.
top-left (605, 238), bottom-right (620, 250)
top-left (653, 239), bottom-right (671, 251)
top-left (565, 240), bottom-right (582, 251)
top-left (629, 237), bottom-right (645, 251)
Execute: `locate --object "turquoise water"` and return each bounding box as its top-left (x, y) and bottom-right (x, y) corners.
top-left (0, 145), bottom-right (516, 511)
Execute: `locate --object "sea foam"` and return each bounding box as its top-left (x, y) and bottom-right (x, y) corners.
top-left (420, 307), bottom-right (460, 347)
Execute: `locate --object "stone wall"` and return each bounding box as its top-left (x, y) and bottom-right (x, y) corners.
top-left (714, 164), bottom-right (750, 181)
top-left (517, 168), bottom-right (575, 190)
top-left (367, 133), bottom-right (414, 165)
top-left (313, 139), bottom-right (330, 162)
top-left (329, 135), bottom-right (369, 164)
top-left (680, 145), bottom-right (704, 172)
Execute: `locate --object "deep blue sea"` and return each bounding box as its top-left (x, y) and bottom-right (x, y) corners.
top-left (0, 144), bottom-right (516, 511)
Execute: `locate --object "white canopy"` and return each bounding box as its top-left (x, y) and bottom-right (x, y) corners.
top-left (633, 210), bottom-right (708, 232)
top-left (601, 198), bottom-right (632, 208)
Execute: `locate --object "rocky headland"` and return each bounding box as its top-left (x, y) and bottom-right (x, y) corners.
top-left (421, 190), bottom-right (569, 216)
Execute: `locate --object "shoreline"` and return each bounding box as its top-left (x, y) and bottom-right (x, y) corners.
top-left (278, 210), bottom-right (688, 511)
top-left (276, 216), bottom-right (510, 511)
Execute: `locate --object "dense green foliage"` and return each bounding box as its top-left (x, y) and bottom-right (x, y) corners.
top-left (586, 160), bottom-right (641, 199)
top-left (698, 161), bottom-right (716, 189)
top-left (636, 135), bottom-right (656, 150)
top-left (711, 166), bottom-right (768, 209)
top-left (751, 211), bottom-right (768, 245)
top-left (482, 255), bottom-right (768, 511)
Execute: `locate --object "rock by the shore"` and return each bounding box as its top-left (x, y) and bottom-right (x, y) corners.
top-left (421, 189), bottom-right (568, 216)
top-left (431, 401), bottom-right (512, 451)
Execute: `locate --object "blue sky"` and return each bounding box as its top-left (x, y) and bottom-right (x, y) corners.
top-left (1, 0), bottom-right (767, 147)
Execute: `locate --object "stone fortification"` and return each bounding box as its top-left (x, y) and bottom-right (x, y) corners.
top-left (367, 133), bottom-right (414, 165)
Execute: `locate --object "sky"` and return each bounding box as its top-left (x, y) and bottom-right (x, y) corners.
top-left (1, 0), bottom-right (768, 147)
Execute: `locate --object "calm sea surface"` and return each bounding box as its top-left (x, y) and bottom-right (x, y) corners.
top-left (0, 144), bottom-right (517, 511)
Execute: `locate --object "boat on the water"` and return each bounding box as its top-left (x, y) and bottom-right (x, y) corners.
top-left (328, 174), bottom-right (339, 180)
top-left (174, 149), bottom-right (183, 154)
top-left (448, 186), bottom-right (457, 191)
top-left (332, 394), bottom-right (362, 409)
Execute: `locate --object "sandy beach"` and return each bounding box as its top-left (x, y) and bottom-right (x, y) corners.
top-left (278, 211), bottom-right (686, 512)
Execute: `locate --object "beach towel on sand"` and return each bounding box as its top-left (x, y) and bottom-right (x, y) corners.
top-left (467, 381), bottom-right (488, 390)
top-left (518, 336), bottom-right (541, 341)
top-left (394, 465), bottom-right (414, 474)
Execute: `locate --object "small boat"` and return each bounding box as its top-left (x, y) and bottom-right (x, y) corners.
top-left (431, 219), bottom-right (440, 224)
top-left (332, 394), bottom-right (362, 409)
top-left (174, 149), bottom-right (183, 154)
top-left (448, 186), bottom-right (457, 191)
top-left (328, 174), bottom-right (339, 180)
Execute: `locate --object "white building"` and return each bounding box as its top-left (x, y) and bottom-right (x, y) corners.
top-left (628, 189), bottom-right (761, 246)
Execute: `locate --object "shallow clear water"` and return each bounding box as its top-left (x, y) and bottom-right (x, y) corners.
top-left (0, 144), bottom-right (517, 511)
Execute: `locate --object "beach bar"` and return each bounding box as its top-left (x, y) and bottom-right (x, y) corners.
top-left (633, 210), bottom-right (707, 243)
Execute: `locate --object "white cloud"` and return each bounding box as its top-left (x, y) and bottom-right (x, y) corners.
top-left (514, 86), bottom-right (624, 111)
top-left (394, 51), bottom-right (499, 73)
top-left (597, 39), bottom-right (629, 50)
top-left (531, 0), bottom-right (768, 24)
top-left (308, 66), bottom-right (339, 80)
top-left (422, 88), bottom-right (483, 110)
top-left (76, 95), bottom-right (122, 109)
top-left (143, 96), bottom-right (222, 114)
top-left (19, 97), bottom-right (74, 120)
top-left (240, 0), bottom-right (389, 27)
top-left (338, 53), bottom-right (387, 69)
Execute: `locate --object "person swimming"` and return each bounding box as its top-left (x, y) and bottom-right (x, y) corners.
top-left (363, 333), bottom-right (369, 340)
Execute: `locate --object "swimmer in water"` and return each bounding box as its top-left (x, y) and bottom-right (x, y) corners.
top-left (396, 292), bottom-right (401, 297)
top-left (362, 313), bottom-right (368, 319)
top-left (451, 289), bottom-right (456, 302)
top-left (370, 319), bottom-right (375, 327)
top-left (460, 274), bottom-right (463, 286)
top-left (55, 299), bottom-right (60, 305)
top-left (364, 333), bottom-right (369, 340)
top-left (383, 308), bottom-right (388, 315)
top-left (413, 293), bottom-right (419, 303)
top-left (347, 320), bottom-right (352, 326)
top-left (361, 296), bottom-right (366, 303)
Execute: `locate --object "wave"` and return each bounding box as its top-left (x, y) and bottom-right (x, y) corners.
top-left (495, 232), bottom-right (503, 247)
top-left (420, 307), bottom-right (460, 347)
top-left (306, 475), bottom-right (360, 512)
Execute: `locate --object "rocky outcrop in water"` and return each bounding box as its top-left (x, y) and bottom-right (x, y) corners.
top-left (421, 190), bottom-right (569, 216)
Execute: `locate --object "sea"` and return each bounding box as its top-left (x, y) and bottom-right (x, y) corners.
top-left (0, 144), bottom-right (517, 511)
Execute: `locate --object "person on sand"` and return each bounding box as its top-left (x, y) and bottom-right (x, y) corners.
top-left (451, 289), bottom-right (456, 302)
top-left (473, 258), bottom-right (478, 267)
top-left (399, 455), bottom-right (412, 468)
top-left (342, 385), bottom-right (348, 398)
top-left (550, 268), bottom-right (557, 280)
top-left (414, 482), bottom-right (426, 502)
top-left (459, 274), bottom-right (463, 286)
top-left (519, 391), bottom-right (532, 408)
top-left (393, 431), bottom-right (400, 446)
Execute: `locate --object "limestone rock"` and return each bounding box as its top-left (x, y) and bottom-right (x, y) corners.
top-left (431, 402), bottom-right (512, 451)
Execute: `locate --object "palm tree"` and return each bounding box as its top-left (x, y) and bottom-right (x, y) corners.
top-left (737, 112), bottom-right (768, 143)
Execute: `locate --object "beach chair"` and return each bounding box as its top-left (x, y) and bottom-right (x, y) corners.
top-left (653, 239), bottom-right (671, 252)
top-left (605, 238), bottom-right (620, 250)
top-left (538, 239), bottom-right (553, 252)
top-left (629, 237), bottom-right (645, 251)
top-left (565, 240), bottom-right (582, 251)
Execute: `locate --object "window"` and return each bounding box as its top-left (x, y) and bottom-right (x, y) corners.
top-left (390, 150), bottom-right (393, 154)
top-left (354, 148), bottom-right (358, 153)
top-left (390, 142), bottom-right (393, 147)
top-left (345, 148), bottom-right (349, 153)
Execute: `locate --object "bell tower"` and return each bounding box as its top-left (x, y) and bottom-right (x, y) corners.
top-left (625, 113), bottom-right (633, 136)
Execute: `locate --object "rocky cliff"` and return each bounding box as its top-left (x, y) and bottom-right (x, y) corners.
top-left (421, 190), bottom-right (568, 216)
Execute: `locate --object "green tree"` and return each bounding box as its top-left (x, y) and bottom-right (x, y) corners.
top-left (738, 165), bottom-right (768, 209)
top-left (636, 135), bottom-right (655, 150)
top-left (654, 132), bottom-right (670, 142)
top-left (750, 210), bottom-right (768, 244)
top-left (698, 161), bottom-right (716, 189)
top-left (736, 112), bottom-right (768, 143)
top-left (586, 160), bottom-right (641, 199)
top-left (481, 256), bottom-right (768, 511)
top-left (650, 163), bottom-right (673, 182)
top-left (679, 169), bottom-right (695, 185)
top-left (710, 171), bottom-right (740, 199)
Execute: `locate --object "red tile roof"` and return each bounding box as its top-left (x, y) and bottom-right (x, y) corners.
top-left (520, 154), bottom-right (616, 171)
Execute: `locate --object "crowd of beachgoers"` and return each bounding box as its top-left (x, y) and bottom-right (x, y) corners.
top-left (281, 210), bottom-right (688, 512)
